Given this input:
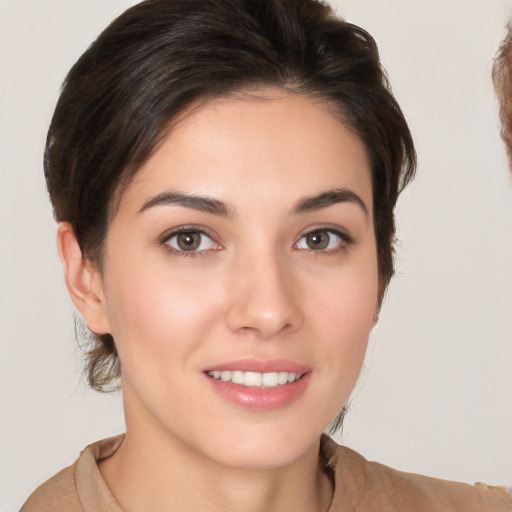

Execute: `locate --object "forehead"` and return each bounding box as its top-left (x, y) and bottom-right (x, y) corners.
top-left (118, 89), bottom-right (373, 215)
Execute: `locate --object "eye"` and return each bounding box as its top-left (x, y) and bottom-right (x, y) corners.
top-left (164, 229), bottom-right (219, 253)
top-left (295, 229), bottom-right (348, 252)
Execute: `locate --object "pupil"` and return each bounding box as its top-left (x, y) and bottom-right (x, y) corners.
top-left (307, 231), bottom-right (328, 250)
top-left (178, 232), bottom-right (200, 251)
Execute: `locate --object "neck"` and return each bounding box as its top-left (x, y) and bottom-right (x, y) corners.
top-left (99, 410), bottom-right (333, 512)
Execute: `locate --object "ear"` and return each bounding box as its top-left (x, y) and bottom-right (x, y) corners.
top-left (56, 222), bottom-right (111, 335)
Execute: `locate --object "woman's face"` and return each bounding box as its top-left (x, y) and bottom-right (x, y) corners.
top-left (96, 90), bottom-right (379, 468)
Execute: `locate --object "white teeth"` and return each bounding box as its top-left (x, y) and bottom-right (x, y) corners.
top-left (207, 370), bottom-right (302, 387)
top-left (232, 371), bottom-right (244, 385)
top-left (262, 372), bottom-right (278, 387)
top-left (244, 371), bottom-right (262, 386)
top-left (278, 371), bottom-right (288, 385)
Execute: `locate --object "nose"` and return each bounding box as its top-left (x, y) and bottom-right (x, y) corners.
top-left (225, 250), bottom-right (303, 340)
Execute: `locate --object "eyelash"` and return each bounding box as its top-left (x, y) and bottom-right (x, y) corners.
top-left (158, 225), bottom-right (353, 258)
top-left (294, 227), bottom-right (353, 255)
top-left (159, 225), bottom-right (221, 258)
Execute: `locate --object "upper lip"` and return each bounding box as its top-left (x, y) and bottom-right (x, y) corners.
top-left (203, 358), bottom-right (310, 374)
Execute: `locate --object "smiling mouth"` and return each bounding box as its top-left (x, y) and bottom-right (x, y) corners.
top-left (206, 370), bottom-right (303, 388)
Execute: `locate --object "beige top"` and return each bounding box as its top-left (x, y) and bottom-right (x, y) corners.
top-left (21, 435), bottom-right (512, 511)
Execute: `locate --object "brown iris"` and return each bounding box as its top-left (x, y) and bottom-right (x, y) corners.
top-left (176, 231), bottom-right (201, 251)
top-left (305, 230), bottom-right (330, 250)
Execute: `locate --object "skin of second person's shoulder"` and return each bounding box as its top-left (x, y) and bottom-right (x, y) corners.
top-left (19, 464), bottom-right (80, 512)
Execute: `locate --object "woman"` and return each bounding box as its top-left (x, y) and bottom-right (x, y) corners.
top-left (20, 0), bottom-right (512, 510)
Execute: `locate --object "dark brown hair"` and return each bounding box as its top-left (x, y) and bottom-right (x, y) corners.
top-left (493, 24), bottom-right (512, 166)
top-left (46, 0), bottom-right (416, 392)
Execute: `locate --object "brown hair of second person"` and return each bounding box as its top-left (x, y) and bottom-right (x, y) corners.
top-left (494, 23), bottom-right (512, 164)
top-left (45, 0), bottom-right (416, 392)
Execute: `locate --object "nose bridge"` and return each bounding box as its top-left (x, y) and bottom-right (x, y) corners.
top-left (225, 244), bottom-right (302, 339)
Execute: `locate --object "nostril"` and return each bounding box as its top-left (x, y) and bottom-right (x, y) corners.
top-left (225, 271), bottom-right (303, 338)
top-left (237, 322), bottom-right (293, 340)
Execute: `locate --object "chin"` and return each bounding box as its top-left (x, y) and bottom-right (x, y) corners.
top-left (188, 419), bottom-right (325, 470)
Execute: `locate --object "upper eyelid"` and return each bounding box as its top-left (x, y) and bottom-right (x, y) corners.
top-left (296, 224), bottom-right (352, 241)
top-left (295, 228), bottom-right (355, 253)
top-left (159, 227), bottom-right (223, 257)
top-left (159, 225), bottom-right (220, 244)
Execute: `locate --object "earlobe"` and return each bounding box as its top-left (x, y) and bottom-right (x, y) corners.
top-left (56, 222), bottom-right (110, 335)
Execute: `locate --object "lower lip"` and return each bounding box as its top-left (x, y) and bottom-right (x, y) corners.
top-left (205, 372), bottom-right (311, 411)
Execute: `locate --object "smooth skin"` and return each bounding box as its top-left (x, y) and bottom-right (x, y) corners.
top-left (57, 89), bottom-right (379, 512)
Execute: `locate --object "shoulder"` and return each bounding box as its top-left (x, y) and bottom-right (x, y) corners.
top-left (20, 435), bottom-right (124, 512)
top-left (321, 436), bottom-right (512, 511)
top-left (20, 464), bottom-right (80, 512)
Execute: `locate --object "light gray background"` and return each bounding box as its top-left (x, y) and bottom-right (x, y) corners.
top-left (1, 1), bottom-right (511, 510)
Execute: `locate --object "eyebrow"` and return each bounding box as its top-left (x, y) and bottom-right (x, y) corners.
top-left (139, 187), bottom-right (368, 218)
top-left (139, 191), bottom-right (233, 217)
top-left (292, 188), bottom-right (368, 217)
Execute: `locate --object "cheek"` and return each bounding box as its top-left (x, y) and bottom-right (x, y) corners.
top-left (103, 261), bottom-right (224, 368)
top-left (308, 261), bottom-right (378, 372)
